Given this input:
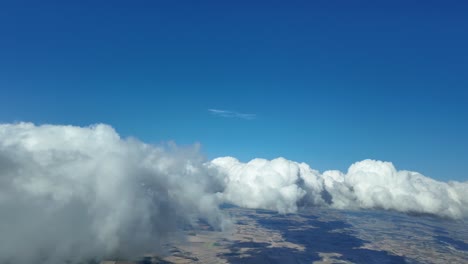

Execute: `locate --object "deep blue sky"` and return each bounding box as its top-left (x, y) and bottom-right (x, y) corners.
top-left (1, 1), bottom-right (467, 181)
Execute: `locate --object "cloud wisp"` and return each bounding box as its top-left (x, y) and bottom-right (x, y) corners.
top-left (208, 109), bottom-right (256, 120)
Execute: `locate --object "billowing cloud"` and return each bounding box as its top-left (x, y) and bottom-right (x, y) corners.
top-left (0, 123), bottom-right (226, 264)
top-left (324, 160), bottom-right (468, 219)
top-left (208, 109), bottom-right (256, 120)
top-left (1, 122), bottom-right (467, 264)
top-left (210, 157), bottom-right (468, 220)
top-left (209, 157), bottom-right (325, 213)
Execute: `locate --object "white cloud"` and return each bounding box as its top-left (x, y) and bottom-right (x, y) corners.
top-left (209, 157), bottom-right (324, 213)
top-left (0, 123), bottom-right (227, 264)
top-left (209, 157), bottom-right (468, 220)
top-left (1, 122), bottom-right (467, 263)
top-left (208, 109), bottom-right (256, 120)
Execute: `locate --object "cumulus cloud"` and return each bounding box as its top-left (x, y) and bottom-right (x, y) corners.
top-left (0, 123), bottom-right (226, 264)
top-left (1, 122), bottom-right (467, 263)
top-left (209, 157), bottom-right (468, 220)
top-left (326, 160), bottom-right (468, 219)
top-left (209, 157), bottom-right (325, 213)
top-left (208, 109), bottom-right (256, 120)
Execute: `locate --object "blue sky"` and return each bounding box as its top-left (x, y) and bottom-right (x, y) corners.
top-left (1, 1), bottom-right (467, 181)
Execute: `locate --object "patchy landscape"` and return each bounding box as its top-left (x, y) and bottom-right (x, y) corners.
top-left (101, 207), bottom-right (468, 264)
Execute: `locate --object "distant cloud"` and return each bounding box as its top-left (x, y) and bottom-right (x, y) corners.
top-left (208, 109), bottom-right (256, 120)
top-left (210, 157), bottom-right (468, 219)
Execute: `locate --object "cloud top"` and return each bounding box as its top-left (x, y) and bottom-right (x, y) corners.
top-left (0, 122), bottom-right (467, 263)
top-left (210, 157), bottom-right (468, 220)
top-left (0, 122), bottom-right (225, 264)
top-left (208, 109), bottom-right (256, 120)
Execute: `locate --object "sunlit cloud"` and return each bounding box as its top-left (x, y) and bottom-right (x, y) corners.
top-left (1, 122), bottom-right (467, 264)
top-left (0, 122), bottom-right (227, 264)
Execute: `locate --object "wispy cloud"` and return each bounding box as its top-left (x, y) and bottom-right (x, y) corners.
top-left (208, 109), bottom-right (256, 120)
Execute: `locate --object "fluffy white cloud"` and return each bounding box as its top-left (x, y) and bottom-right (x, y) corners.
top-left (209, 157), bottom-right (326, 213)
top-left (0, 123), bottom-right (225, 264)
top-left (334, 160), bottom-right (468, 219)
top-left (210, 158), bottom-right (468, 220)
top-left (1, 122), bottom-right (467, 264)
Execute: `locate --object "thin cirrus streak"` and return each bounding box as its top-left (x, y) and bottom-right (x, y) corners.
top-left (0, 122), bottom-right (467, 264)
top-left (208, 109), bottom-right (256, 120)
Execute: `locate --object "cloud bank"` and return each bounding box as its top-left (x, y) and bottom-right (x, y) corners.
top-left (208, 109), bottom-right (256, 120)
top-left (210, 157), bottom-right (468, 220)
top-left (0, 123), bottom-right (467, 263)
top-left (0, 123), bottom-right (226, 264)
